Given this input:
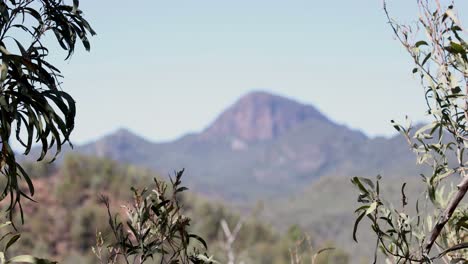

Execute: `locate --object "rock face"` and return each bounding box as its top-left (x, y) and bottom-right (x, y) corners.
top-left (202, 91), bottom-right (328, 141)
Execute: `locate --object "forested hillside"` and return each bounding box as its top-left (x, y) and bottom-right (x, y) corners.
top-left (4, 155), bottom-right (350, 263)
top-left (10, 155), bottom-right (432, 263)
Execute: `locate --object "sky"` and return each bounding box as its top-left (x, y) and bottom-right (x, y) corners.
top-left (46, 0), bottom-right (468, 144)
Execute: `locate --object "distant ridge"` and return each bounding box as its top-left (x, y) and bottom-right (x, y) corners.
top-left (79, 127), bottom-right (156, 163)
top-left (28, 91), bottom-right (423, 201)
top-left (202, 91), bottom-right (329, 141)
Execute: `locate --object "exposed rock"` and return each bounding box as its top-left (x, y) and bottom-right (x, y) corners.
top-left (202, 91), bottom-right (328, 141)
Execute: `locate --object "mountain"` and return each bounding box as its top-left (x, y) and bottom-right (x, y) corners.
top-left (201, 91), bottom-right (329, 141)
top-left (84, 128), bottom-right (154, 161)
top-left (18, 91), bottom-right (430, 263)
top-left (30, 91), bottom-right (422, 202)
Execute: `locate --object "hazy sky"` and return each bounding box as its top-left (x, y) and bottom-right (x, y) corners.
top-left (48, 0), bottom-right (468, 143)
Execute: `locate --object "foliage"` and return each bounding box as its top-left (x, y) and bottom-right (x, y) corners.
top-left (0, 220), bottom-right (56, 263)
top-left (5, 155), bottom-right (160, 261)
top-left (0, 0), bottom-right (94, 263)
top-left (71, 203), bottom-right (108, 251)
top-left (3, 155), bottom-right (351, 263)
top-left (0, 0), bottom-right (95, 221)
top-left (21, 161), bottom-right (56, 180)
top-left (353, 0), bottom-right (468, 263)
top-left (54, 154), bottom-right (153, 206)
top-left (95, 170), bottom-right (214, 264)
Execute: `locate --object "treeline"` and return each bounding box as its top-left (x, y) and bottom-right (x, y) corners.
top-left (0, 154), bottom-right (350, 263)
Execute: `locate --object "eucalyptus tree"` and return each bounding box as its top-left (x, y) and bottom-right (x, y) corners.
top-left (0, 0), bottom-right (95, 262)
top-left (0, 0), bottom-right (95, 221)
top-left (353, 1), bottom-right (468, 263)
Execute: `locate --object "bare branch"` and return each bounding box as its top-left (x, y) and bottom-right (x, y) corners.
top-left (424, 175), bottom-right (468, 254)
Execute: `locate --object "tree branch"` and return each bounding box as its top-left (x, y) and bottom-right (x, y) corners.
top-left (424, 175), bottom-right (468, 254)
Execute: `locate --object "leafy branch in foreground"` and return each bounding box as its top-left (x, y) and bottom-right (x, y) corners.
top-left (95, 170), bottom-right (215, 264)
top-left (353, 0), bottom-right (468, 263)
top-left (0, 0), bottom-right (95, 222)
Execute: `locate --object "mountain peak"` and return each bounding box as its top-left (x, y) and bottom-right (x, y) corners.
top-left (113, 127), bottom-right (138, 137)
top-left (202, 91), bottom-right (328, 141)
top-left (83, 127), bottom-right (154, 160)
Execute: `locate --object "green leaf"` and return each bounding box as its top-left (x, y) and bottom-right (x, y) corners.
top-left (353, 212), bottom-right (366, 242)
top-left (72, 0), bottom-right (79, 14)
top-left (421, 52), bottom-right (431, 66)
top-left (360, 177), bottom-right (375, 190)
top-left (176, 186), bottom-right (188, 193)
top-left (189, 234), bottom-right (208, 249)
top-left (5, 234), bottom-right (20, 252)
top-left (415, 40), bottom-right (428, 47)
top-left (414, 122), bottom-right (438, 138)
top-left (365, 202), bottom-right (378, 215)
top-left (351, 177), bottom-right (369, 195)
top-left (445, 42), bottom-right (467, 61)
top-left (7, 255), bottom-right (35, 263)
top-left (151, 200), bottom-right (169, 216)
top-left (391, 120), bottom-right (400, 131)
top-left (355, 205), bottom-right (370, 213)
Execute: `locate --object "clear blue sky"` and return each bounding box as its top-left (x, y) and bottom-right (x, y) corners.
top-left (49, 0), bottom-right (468, 143)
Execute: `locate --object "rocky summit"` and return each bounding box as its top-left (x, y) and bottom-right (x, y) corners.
top-left (202, 91), bottom-right (328, 142)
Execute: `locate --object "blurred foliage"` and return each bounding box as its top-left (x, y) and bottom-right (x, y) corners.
top-left (21, 161), bottom-right (56, 180)
top-left (2, 154), bottom-right (350, 263)
top-left (0, 221), bottom-right (57, 263)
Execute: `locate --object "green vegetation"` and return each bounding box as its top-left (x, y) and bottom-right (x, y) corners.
top-left (5, 0), bottom-right (467, 263)
top-left (0, 0), bottom-right (95, 263)
top-left (97, 170), bottom-right (213, 264)
top-left (7, 155), bottom-right (349, 263)
top-left (265, 175), bottom-right (425, 261)
top-left (0, 0), bottom-right (95, 221)
top-left (353, 1), bottom-right (468, 262)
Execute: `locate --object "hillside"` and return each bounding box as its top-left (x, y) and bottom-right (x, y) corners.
top-left (15, 155), bottom-right (426, 263)
top-left (11, 155), bottom-right (350, 264)
top-left (263, 175), bottom-right (426, 262)
top-left (26, 91), bottom-right (423, 202)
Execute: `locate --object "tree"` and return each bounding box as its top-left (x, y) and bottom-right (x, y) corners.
top-left (0, 0), bottom-right (95, 262)
top-left (95, 170), bottom-right (214, 264)
top-left (353, 0), bottom-right (468, 263)
top-left (0, 2), bottom-right (214, 264)
top-left (0, 0), bottom-right (95, 221)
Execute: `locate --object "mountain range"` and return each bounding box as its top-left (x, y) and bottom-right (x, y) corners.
top-left (32, 91), bottom-right (423, 202)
